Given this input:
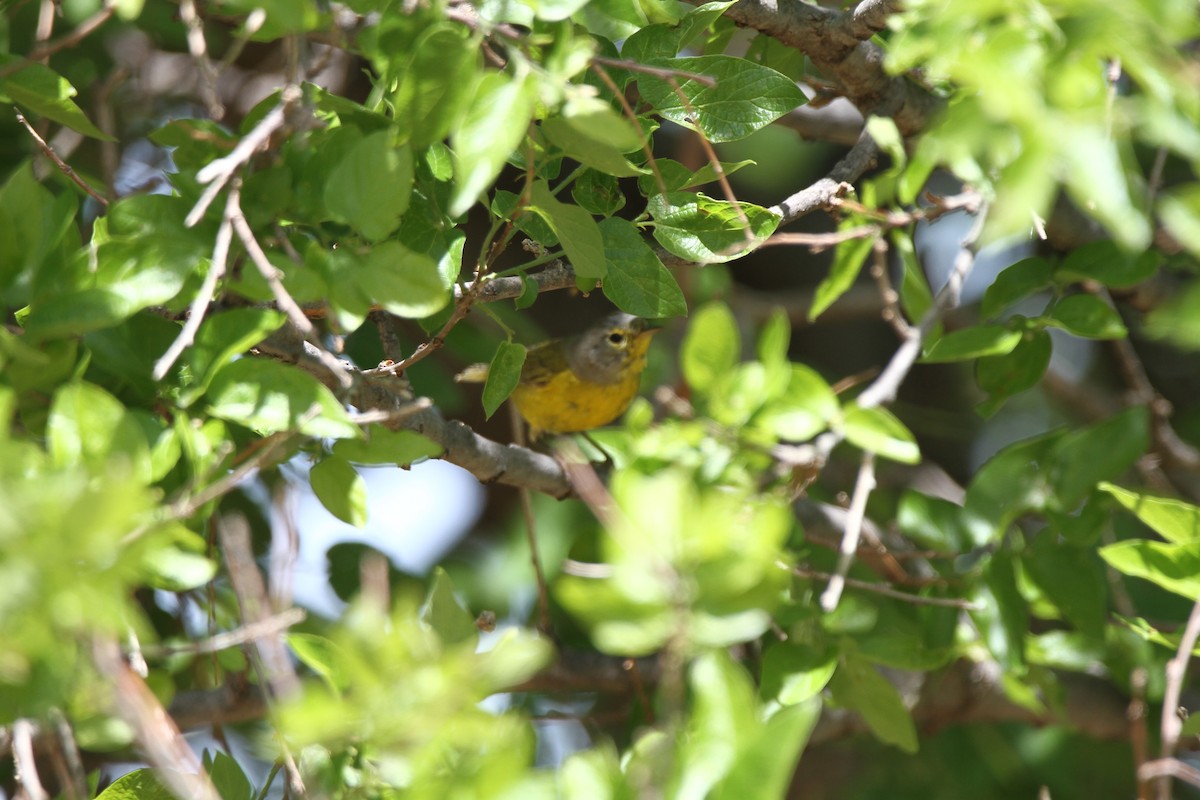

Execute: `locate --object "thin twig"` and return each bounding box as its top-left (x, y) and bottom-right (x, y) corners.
top-left (1157, 596), bottom-right (1200, 800)
top-left (186, 89), bottom-right (295, 226)
top-left (511, 404), bottom-right (552, 634)
top-left (1143, 759), bottom-right (1200, 791)
top-left (217, 514), bottom-right (307, 797)
top-left (592, 55), bottom-right (718, 87)
top-left (178, 0), bottom-right (224, 120)
top-left (153, 194), bottom-right (234, 380)
top-left (143, 608), bottom-right (307, 658)
top-left (591, 63), bottom-right (666, 197)
top-left (6, 0), bottom-right (117, 72)
top-left (870, 236), bottom-right (913, 337)
top-left (15, 110), bottom-right (109, 206)
top-left (855, 200), bottom-right (987, 410)
top-left (1132, 667), bottom-right (1151, 800)
top-left (12, 720), bottom-right (48, 800)
top-left (763, 225), bottom-right (879, 251)
top-left (227, 185), bottom-right (353, 390)
top-left (819, 451), bottom-right (877, 612)
top-left (667, 76), bottom-right (752, 237)
top-left (797, 565), bottom-right (978, 610)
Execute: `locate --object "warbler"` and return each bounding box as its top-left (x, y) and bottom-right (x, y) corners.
top-left (460, 313), bottom-right (659, 439)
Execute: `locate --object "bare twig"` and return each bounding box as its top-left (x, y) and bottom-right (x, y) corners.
top-left (1143, 759), bottom-right (1200, 792)
top-left (1132, 667), bottom-right (1151, 800)
top-left (763, 225), bottom-right (879, 251)
top-left (162, 428), bottom-right (298, 525)
top-left (186, 88), bottom-right (297, 226)
top-left (15, 110), bottom-right (109, 207)
top-left (770, 129), bottom-right (878, 225)
top-left (795, 565), bottom-right (978, 610)
top-left (870, 236), bottom-right (913, 337)
top-left (12, 720), bottom-right (48, 800)
top-left (153, 192), bottom-right (235, 380)
top-left (1157, 596), bottom-right (1200, 800)
top-left (178, 0), bottom-right (224, 120)
top-left (819, 451), bottom-right (877, 612)
top-left (8, 0), bottom-right (117, 71)
top-left (591, 63), bottom-right (667, 198)
top-left (592, 55), bottom-right (717, 87)
top-left (143, 608), bottom-right (307, 658)
top-left (512, 404), bottom-right (553, 634)
top-left (91, 638), bottom-right (222, 800)
top-left (218, 514), bottom-right (307, 797)
top-left (855, 201), bottom-right (987, 410)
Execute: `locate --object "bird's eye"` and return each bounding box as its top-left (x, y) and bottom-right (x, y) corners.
top-left (608, 332), bottom-right (626, 345)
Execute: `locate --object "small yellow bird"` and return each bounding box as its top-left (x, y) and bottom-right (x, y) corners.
top-left (461, 313), bottom-right (659, 439)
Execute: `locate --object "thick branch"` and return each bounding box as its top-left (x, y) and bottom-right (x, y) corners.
top-left (255, 327), bottom-right (574, 498)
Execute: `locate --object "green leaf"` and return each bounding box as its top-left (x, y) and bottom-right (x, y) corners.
top-left (332, 425), bottom-right (442, 466)
top-left (756, 308), bottom-right (790, 366)
top-left (310, 457), bottom-right (368, 527)
top-left (542, 104), bottom-right (645, 178)
top-left (649, 192), bottom-right (779, 263)
top-left (981, 257), bottom-right (1053, 320)
top-left (204, 751), bottom-right (253, 800)
top-left (598, 217), bottom-right (687, 317)
top-left (421, 568), bottom-right (477, 646)
top-left (287, 633), bottom-right (349, 692)
top-left (1062, 128), bottom-right (1150, 250)
top-left (636, 55), bottom-right (805, 143)
top-left (528, 181), bottom-right (607, 285)
top-left (975, 329), bottom-right (1052, 412)
top-left (483, 341), bottom-right (527, 419)
top-left (450, 70), bottom-right (540, 217)
top-left (840, 404), bottom-right (921, 464)
top-left (758, 365), bottom-right (838, 441)
top-left (1100, 539), bottom-right (1200, 599)
top-left (572, 169), bottom-right (626, 216)
top-left (182, 309), bottom-right (288, 405)
top-left (1046, 406), bottom-right (1148, 510)
top-left (892, 228), bottom-right (932, 323)
top-left (809, 230), bottom-right (878, 321)
top-left (1056, 240), bottom-right (1157, 289)
top-left (0, 164), bottom-right (77, 296)
top-left (94, 768), bottom-right (176, 800)
top-left (324, 132), bottom-right (412, 241)
top-left (1043, 294), bottom-right (1127, 339)
top-left (1099, 482), bottom-right (1200, 544)
top-left (922, 324), bottom-right (1023, 363)
top-left (139, 524), bottom-right (218, 591)
top-left (47, 381), bottom-right (152, 483)
top-left (206, 359), bottom-right (359, 439)
top-left (760, 644), bottom-right (837, 705)
top-left (1159, 185), bottom-right (1200, 257)
top-left (1024, 536), bottom-right (1107, 639)
top-left (389, 24), bottom-right (477, 147)
top-left (1144, 281), bottom-right (1200, 351)
top-left (0, 57), bottom-right (113, 140)
top-left (828, 652), bottom-right (918, 753)
top-left (363, 240), bottom-right (452, 319)
top-left (682, 301), bottom-right (740, 393)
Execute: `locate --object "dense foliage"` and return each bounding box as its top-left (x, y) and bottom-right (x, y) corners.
top-left (2, 0), bottom-right (1200, 797)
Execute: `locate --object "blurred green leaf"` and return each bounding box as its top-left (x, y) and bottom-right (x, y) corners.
top-left (325, 132), bottom-right (412, 241)
top-left (1055, 240), bottom-right (1157, 289)
top-left (1100, 482), bottom-right (1200, 544)
top-left (1046, 406), bottom-right (1147, 510)
top-left (922, 324), bottom-right (1023, 363)
top-left (310, 456), bottom-right (368, 526)
top-left (841, 404), bottom-right (921, 464)
top-left (421, 567), bottom-right (478, 647)
top-left (0, 57), bottom-right (113, 140)
top-left (828, 651), bottom-right (917, 753)
top-left (450, 70), bottom-right (540, 217)
top-left (332, 426), bottom-right (442, 466)
top-left (206, 359), bottom-right (360, 439)
top-left (1043, 294), bottom-right (1127, 340)
top-left (760, 644), bottom-right (837, 705)
top-left (981, 257), bottom-right (1053, 320)
top-left (809, 230), bottom-right (877, 321)
top-left (682, 301), bottom-right (740, 393)
top-left (1100, 539), bottom-right (1200, 599)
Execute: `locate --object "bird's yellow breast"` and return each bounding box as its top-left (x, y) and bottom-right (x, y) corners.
top-left (510, 368), bottom-right (642, 438)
